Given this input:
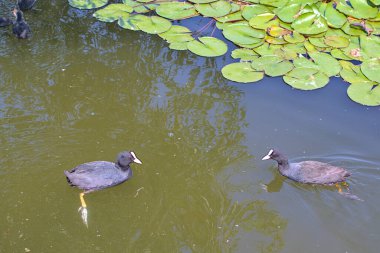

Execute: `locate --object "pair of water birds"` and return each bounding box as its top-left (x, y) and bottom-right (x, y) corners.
top-left (0, 0), bottom-right (36, 39)
top-left (65, 149), bottom-right (359, 226)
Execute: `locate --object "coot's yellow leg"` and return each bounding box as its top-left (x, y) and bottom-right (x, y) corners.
top-left (335, 183), bottom-right (342, 193)
top-left (78, 192), bottom-right (88, 227)
top-left (342, 181), bottom-right (349, 190)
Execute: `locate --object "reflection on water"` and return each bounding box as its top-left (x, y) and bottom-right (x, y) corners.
top-left (1, 1), bottom-right (380, 253)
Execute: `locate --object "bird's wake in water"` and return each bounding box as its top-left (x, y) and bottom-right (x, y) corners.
top-left (78, 207), bottom-right (88, 227)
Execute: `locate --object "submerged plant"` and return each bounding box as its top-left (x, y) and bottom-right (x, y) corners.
top-left (68, 0), bottom-right (380, 106)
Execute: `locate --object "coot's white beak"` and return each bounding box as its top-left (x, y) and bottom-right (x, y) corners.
top-left (262, 149), bottom-right (273, 160)
top-left (130, 151), bottom-right (142, 164)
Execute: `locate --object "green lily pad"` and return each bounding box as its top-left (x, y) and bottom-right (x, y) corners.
top-left (259, 0), bottom-right (287, 7)
top-left (309, 37), bottom-right (329, 48)
top-left (340, 60), bottom-right (370, 83)
top-left (293, 57), bottom-right (319, 70)
top-left (284, 31), bottom-right (305, 43)
top-left (251, 55), bottom-right (282, 71)
top-left (242, 4), bottom-right (271, 21)
top-left (347, 82), bottom-right (380, 106)
top-left (215, 10), bottom-right (244, 23)
top-left (249, 13), bottom-right (279, 30)
top-left (93, 4), bottom-right (132, 22)
top-left (156, 2), bottom-right (198, 20)
top-left (309, 51), bottom-right (341, 77)
top-left (169, 42), bottom-right (188, 50)
top-left (222, 62), bottom-right (264, 83)
top-left (360, 35), bottom-right (380, 58)
top-left (68, 0), bottom-right (108, 10)
top-left (135, 15), bottom-right (171, 34)
top-left (188, 0), bottom-right (218, 3)
top-left (122, 0), bottom-right (158, 13)
top-left (223, 23), bottom-right (265, 45)
top-left (324, 36), bottom-right (349, 48)
top-left (231, 48), bottom-right (259, 61)
top-left (195, 1), bottom-right (231, 18)
top-left (253, 43), bottom-right (282, 56)
top-left (187, 37), bottom-right (227, 57)
top-left (322, 2), bottom-right (347, 28)
top-left (265, 36), bottom-right (287, 45)
top-left (361, 58), bottom-right (380, 83)
top-left (292, 12), bottom-right (328, 35)
top-left (336, 0), bottom-right (378, 19)
top-left (275, 3), bottom-right (302, 23)
top-left (331, 48), bottom-right (352, 60)
top-left (118, 14), bottom-right (147, 31)
top-left (264, 60), bottom-right (294, 77)
top-left (158, 25), bottom-right (193, 43)
top-left (283, 68), bottom-right (329, 90)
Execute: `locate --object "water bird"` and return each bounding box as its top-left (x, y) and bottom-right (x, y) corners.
top-left (262, 149), bottom-right (362, 200)
top-left (0, 17), bottom-right (12, 27)
top-left (12, 9), bottom-right (31, 39)
top-left (18, 0), bottom-right (37, 11)
top-left (64, 151), bottom-right (142, 226)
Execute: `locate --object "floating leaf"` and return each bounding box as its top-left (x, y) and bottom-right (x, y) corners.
top-left (222, 62), bottom-right (264, 83)
top-left (324, 35), bottom-right (349, 48)
top-left (122, 0), bottom-right (158, 13)
top-left (292, 12), bottom-right (328, 35)
top-left (275, 3), bottom-right (302, 23)
top-left (251, 55), bottom-right (282, 71)
top-left (249, 13), bottom-right (279, 30)
top-left (231, 48), bottom-right (259, 61)
top-left (118, 14), bottom-right (147, 30)
top-left (293, 57), bottom-right (319, 70)
top-left (158, 25), bottom-right (193, 43)
top-left (336, 0), bottom-right (378, 19)
top-left (136, 16), bottom-right (171, 34)
top-left (284, 31), bottom-right (305, 43)
top-left (309, 37), bottom-right (329, 48)
top-left (169, 42), bottom-right (188, 50)
top-left (360, 35), bottom-right (380, 58)
top-left (188, 0), bottom-right (218, 3)
top-left (254, 43), bottom-right (282, 56)
top-left (93, 4), bottom-right (132, 22)
top-left (195, 1), bottom-right (231, 18)
top-left (340, 60), bottom-right (370, 83)
top-left (309, 51), bottom-right (341, 77)
top-left (331, 48), bottom-right (352, 60)
top-left (264, 60), bottom-right (294, 76)
top-left (215, 10), bottom-right (243, 23)
top-left (242, 4), bottom-right (271, 21)
top-left (259, 0), bottom-right (287, 7)
top-left (187, 37), bottom-right (227, 57)
top-left (361, 58), bottom-right (380, 83)
top-left (323, 2), bottom-right (347, 28)
top-left (347, 82), bottom-right (380, 106)
top-left (156, 2), bottom-right (198, 20)
top-left (283, 68), bottom-right (329, 90)
top-left (223, 23), bottom-right (265, 45)
top-left (68, 0), bottom-right (108, 10)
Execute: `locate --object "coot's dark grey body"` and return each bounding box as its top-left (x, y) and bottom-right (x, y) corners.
top-left (262, 149), bottom-right (350, 185)
top-left (64, 151), bottom-right (142, 192)
top-left (18, 0), bottom-right (37, 11)
top-left (12, 9), bottom-right (31, 39)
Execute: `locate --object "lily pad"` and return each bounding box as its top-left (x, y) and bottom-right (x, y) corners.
top-left (336, 0), bottom-right (378, 19)
top-left (324, 35), bottom-right (350, 48)
top-left (136, 16), bottom-right (171, 34)
top-left (283, 31), bottom-right (305, 43)
top-left (223, 23), bottom-right (265, 45)
top-left (347, 82), bottom-right (380, 106)
top-left (222, 62), bottom-right (264, 83)
top-left (309, 51), bottom-right (341, 77)
top-left (283, 68), bottom-right (329, 90)
top-left (340, 60), bottom-right (370, 83)
top-left (93, 4), bottom-right (132, 22)
top-left (158, 25), bottom-right (193, 43)
top-left (251, 55), bottom-right (282, 71)
top-left (122, 0), bottom-right (158, 13)
top-left (231, 48), bottom-right (259, 61)
top-left (361, 58), bottom-right (380, 83)
top-left (292, 12), bottom-right (328, 35)
top-left (249, 13), bottom-right (279, 30)
top-left (323, 2), bottom-right (347, 29)
top-left (68, 0), bottom-right (108, 10)
top-left (215, 10), bottom-right (244, 23)
top-left (118, 14), bottom-right (147, 31)
top-left (188, 0), bottom-right (218, 3)
top-left (360, 35), bottom-right (380, 58)
top-left (275, 3), bottom-right (302, 23)
top-left (242, 4), bottom-right (271, 21)
top-left (264, 60), bottom-right (294, 77)
top-left (156, 2), bottom-right (198, 20)
top-left (187, 37), bottom-right (227, 57)
top-left (195, 1), bottom-right (231, 18)
top-left (169, 42), bottom-right (188, 50)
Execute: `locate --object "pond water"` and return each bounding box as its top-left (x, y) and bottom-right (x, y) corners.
top-left (1, 1), bottom-right (379, 253)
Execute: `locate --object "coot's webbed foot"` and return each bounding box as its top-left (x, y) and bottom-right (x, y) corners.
top-left (79, 192), bottom-right (88, 227)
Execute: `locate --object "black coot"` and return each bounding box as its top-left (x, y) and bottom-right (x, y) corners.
top-left (262, 149), bottom-right (350, 184)
top-left (12, 9), bottom-right (31, 39)
top-left (64, 151), bottom-right (142, 226)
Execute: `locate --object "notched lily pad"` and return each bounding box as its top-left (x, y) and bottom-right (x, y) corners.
top-left (93, 4), bottom-right (132, 22)
top-left (309, 51), bottom-right (342, 77)
top-left (195, 1), bottom-right (232, 18)
top-left (347, 82), bottom-right (380, 106)
top-left (283, 67), bottom-right (329, 90)
top-left (69, 0), bottom-right (108, 10)
top-left (156, 2), bottom-right (198, 20)
top-left (223, 23), bottom-right (265, 45)
top-left (361, 58), bottom-right (380, 83)
top-left (187, 36), bottom-right (227, 57)
top-left (222, 62), bottom-right (264, 83)
top-left (137, 15), bottom-right (172, 34)
top-left (159, 25), bottom-right (193, 43)
top-left (231, 48), bottom-right (259, 61)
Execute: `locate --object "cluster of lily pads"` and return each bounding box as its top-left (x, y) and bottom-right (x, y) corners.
top-left (68, 0), bottom-right (380, 106)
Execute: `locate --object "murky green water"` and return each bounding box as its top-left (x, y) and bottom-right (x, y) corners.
top-left (1, 2), bottom-right (380, 253)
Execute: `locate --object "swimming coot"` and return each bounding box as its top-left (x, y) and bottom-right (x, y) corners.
top-left (64, 151), bottom-right (142, 226)
top-left (18, 0), bottom-right (37, 11)
top-left (262, 149), bottom-right (350, 185)
top-left (12, 9), bottom-right (31, 39)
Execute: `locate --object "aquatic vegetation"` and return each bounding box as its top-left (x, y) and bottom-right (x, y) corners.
top-left (68, 0), bottom-right (380, 106)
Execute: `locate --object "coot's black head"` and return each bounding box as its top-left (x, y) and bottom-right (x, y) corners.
top-left (12, 8), bottom-right (24, 22)
top-left (116, 151), bottom-right (142, 168)
top-left (262, 149), bottom-right (288, 163)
